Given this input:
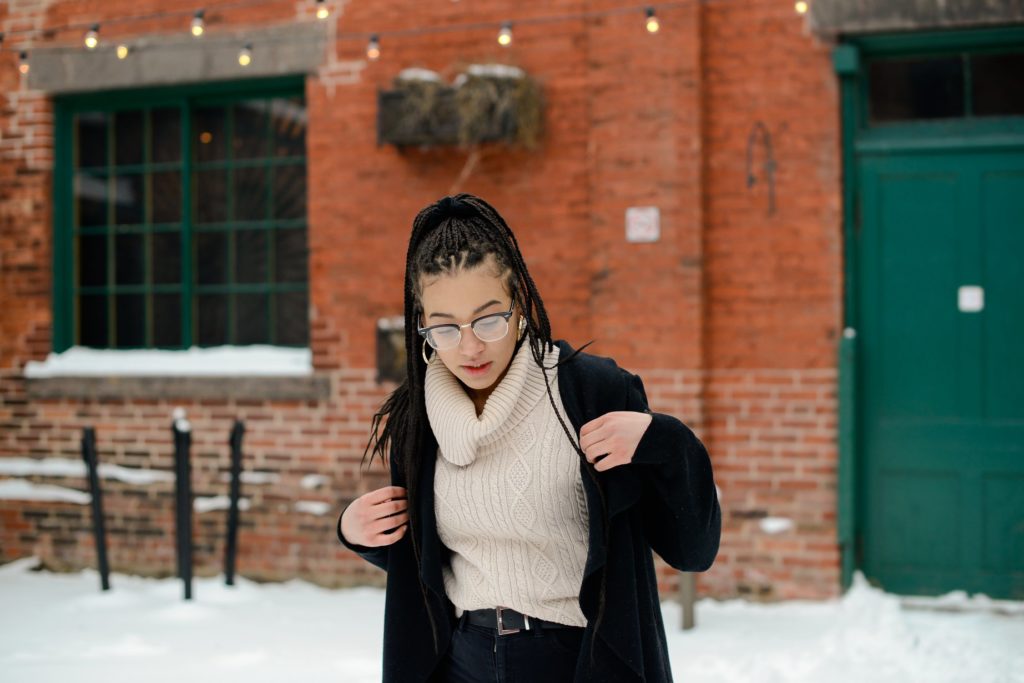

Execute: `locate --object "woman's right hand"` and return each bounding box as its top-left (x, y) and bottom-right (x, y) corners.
top-left (340, 485), bottom-right (409, 547)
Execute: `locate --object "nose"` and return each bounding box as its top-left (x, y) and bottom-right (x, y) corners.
top-left (457, 326), bottom-right (485, 359)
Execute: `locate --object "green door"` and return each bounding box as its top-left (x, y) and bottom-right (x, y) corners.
top-left (858, 146), bottom-right (1024, 598)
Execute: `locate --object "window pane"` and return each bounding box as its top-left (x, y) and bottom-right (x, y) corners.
top-left (153, 293), bottom-right (181, 347)
top-left (233, 167), bottom-right (267, 221)
top-left (76, 112), bottom-right (107, 168)
top-left (236, 293), bottom-right (268, 344)
top-left (233, 100), bottom-right (268, 159)
top-left (275, 290), bottom-right (308, 345)
top-left (274, 228), bottom-right (307, 283)
top-left (273, 164), bottom-right (306, 220)
top-left (79, 294), bottom-right (108, 347)
top-left (869, 56), bottom-right (965, 123)
top-left (114, 110), bottom-right (143, 166)
top-left (235, 229), bottom-right (267, 283)
top-left (76, 173), bottom-right (107, 227)
top-left (114, 174), bottom-right (144, 225)
top-left (194, 170), bottom-right (227, 224)
top-left (271, 97), bottom-right (306, 157)
top-left (197, 294), bottom-right (228, 345)
top-left (196, 231), bottom-right (227, 284)
top-left (78, 233), bottom-right (107, 287)
top-left (115, 293), bottom-right (145, 347)
top-left (115, 233), bottom-right (145, 286)
top-left (152, 231), bottom-right (181, 285)
top-left (152, 107), bottom-right (181, 163)
top-left (193, 107), bottom-right (227, 162)
top-left (972, 52), bottom-right (1024, 117)
top-left (152, 171), bottom-right (181, 223)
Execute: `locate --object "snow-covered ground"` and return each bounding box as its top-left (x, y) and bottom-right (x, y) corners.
top-left (1, 556), bottom-right (1021, 683)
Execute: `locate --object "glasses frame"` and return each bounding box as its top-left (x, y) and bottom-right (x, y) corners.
top-left (417, 299), bottom-right (516, 350)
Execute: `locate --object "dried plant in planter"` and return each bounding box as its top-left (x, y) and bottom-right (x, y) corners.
top-left (453, 64), bottom-right (543, 149)
top-left (377, 64), bottom-right (543, 149)
top-left (377, 68), bottom-right (458, 146)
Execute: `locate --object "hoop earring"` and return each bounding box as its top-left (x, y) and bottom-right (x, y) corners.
top-left (517, 315), bottom-right (527, 341)
top-left (421, 338), bottom-right (432, 364)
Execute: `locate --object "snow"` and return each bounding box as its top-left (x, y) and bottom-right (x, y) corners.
top-left (1, 559), bottom-right (1021, 683)
top-left (0, 457), bottom-right (174, 485)
top-left (0, 479), bottom-right (91, 504)
top-left (22, 345), bottom-right (313, 378)
top-left (299, 473), bottom-right (327, 489)
top-left (759, 516), bottom-right (794, 534)
top-left (453, 63), bottom-right (526, 88)
top-left (395, 67), bottom-right (442, 83)
top-left (294, 500), bottom-right (331, 516)
top-left (193, 495), bottom-right (251, 513)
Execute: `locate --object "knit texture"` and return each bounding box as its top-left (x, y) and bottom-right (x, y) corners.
top-left (424, 340), bottom-right (590, 627)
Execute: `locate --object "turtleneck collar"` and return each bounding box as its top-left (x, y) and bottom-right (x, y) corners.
top-left (424, 339), bottom-right (561, 467)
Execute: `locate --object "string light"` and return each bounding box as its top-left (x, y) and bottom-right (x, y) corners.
top-left (238, 42), bottom-right (252, 66)
top-left (644, 7), bottom-right (660, 33)
top-left (497, 21), bottom-right (512, 46)
top-left (84, 24), bottom-right (100, 49)
top-left (316, 0), bottom-right (330, 21)
top-left (366, 33), bottom-right (380, 60)
top-left (116, 43), bottom-right (130, 59)
top-left (794, 1), bottom-right (808, 14)
top-left (18, 51), bottom-right (29, 75)
top-left (191, 10), bottom-right (205, 37)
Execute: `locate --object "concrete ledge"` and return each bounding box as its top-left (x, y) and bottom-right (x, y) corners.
top-left (26, 374), bottom-right (331, 401)
top-left (809, 0), bottom-right (1024, 35)
top-left (27, 21), bottom-right (326, 95)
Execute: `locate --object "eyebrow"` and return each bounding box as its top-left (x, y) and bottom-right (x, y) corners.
top-left (428, 299), bottom-right (502, 320)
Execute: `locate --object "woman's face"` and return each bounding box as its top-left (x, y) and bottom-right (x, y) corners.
top-left (418, 259), bottom-right (523, 398)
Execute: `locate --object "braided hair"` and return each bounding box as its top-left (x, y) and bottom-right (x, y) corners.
top-left (360, 193), bottom-right (612, 665)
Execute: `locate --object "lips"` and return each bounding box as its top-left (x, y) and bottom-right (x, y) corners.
top-left (462, 361), bottom-right (492, 376)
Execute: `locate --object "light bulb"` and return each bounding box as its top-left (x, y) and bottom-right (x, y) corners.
top-left (191, 11), bottom-right (205, 37)
top-left (497, 22), bottom-right (512, 47)
top-left (238, 43), bottom-right (252, 66)
top-left (366, 33), bottom-right (380, 61)
top-left (795, 1), bottom-right (809, 14)
top-left (316, 0), bottom-right (329, 20)
top-left (116, 44), bottom-right (129, 59)
top-left (84, 24), bottom-right (99, 49)
top-left (645, 7), bottom-right (660, 33)
top-left (18, 51), bottom-right (29, 75)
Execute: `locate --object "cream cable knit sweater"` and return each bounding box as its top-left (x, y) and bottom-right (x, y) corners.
top-left (424, 340), bottom-right (590, 627)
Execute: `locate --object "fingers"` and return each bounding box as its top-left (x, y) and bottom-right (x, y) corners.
top-left (367, 485), bottom-right (407, 504)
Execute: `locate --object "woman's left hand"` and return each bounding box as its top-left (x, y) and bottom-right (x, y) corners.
top-left (579, 411), bottom-right (654, 472)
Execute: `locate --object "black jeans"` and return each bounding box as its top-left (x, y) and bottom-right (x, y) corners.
top-left (432, 612), bottom-right (586, 683)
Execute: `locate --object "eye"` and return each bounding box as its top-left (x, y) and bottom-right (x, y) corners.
top-left (473, 314), bottom-right (505, 332)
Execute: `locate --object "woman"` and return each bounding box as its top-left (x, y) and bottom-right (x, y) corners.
top-left (338, 193), bottom-right (721, 683)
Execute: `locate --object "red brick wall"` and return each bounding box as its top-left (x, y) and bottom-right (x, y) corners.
top-left (1, 0), bottom-right (842, 600)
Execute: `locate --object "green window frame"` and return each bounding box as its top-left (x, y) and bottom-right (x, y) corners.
top-left (52, 77), bottom-right (309, 352)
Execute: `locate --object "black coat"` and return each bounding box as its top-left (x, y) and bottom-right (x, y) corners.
top-left (338, 338), bottom-right (722, 682)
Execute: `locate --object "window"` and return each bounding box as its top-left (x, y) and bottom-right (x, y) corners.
top-left (55, 79), bottom-right (308, 351)
top-left (867, 50), bottom-right (1024, 124)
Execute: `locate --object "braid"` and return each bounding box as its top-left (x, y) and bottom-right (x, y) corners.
top-left (361, 193), bottom-right (610, 664)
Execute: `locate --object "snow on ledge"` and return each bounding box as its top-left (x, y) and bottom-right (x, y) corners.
top-left (0, 458), bottom-right (173, 485)
top-left (23, 345), bottom-right (313, 378)
top-left (0, 479), bottom-right (91, 504)
top-left (295, 500), bottom-right (331, 516)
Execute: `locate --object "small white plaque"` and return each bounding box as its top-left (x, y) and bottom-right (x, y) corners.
top-left (625, 206), bottom-right (660, 243)
top-left (958, 285), bottom-right (984, 313)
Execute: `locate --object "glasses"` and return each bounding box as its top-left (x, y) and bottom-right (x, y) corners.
top-left (417, 300), bottom-right (515, 351)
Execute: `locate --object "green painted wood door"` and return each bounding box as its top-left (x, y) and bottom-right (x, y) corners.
top-left (858, 146), bottom-right (1024, 598)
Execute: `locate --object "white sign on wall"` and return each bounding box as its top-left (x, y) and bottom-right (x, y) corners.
top-left (625, 206), bottom-right (660, 243)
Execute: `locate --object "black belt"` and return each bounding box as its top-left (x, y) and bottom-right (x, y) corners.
top-left (463, 606), bottom-right (580, 635)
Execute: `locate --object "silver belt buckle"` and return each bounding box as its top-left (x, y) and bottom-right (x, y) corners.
top-left (496, 606), bottom-right (528, 635)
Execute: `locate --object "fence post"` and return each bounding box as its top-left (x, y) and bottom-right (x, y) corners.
top-left (80, 426), bottom-right (111, 591)
top-left (172, 408), bottom-right (193, 600)
top-left (224, 420), bottom-right (245, 586)
top-left (679, 572), bottom-right (696, 630)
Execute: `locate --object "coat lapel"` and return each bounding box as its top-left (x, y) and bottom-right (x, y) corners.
top-left (415, 431), bottom-right (448, 600)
